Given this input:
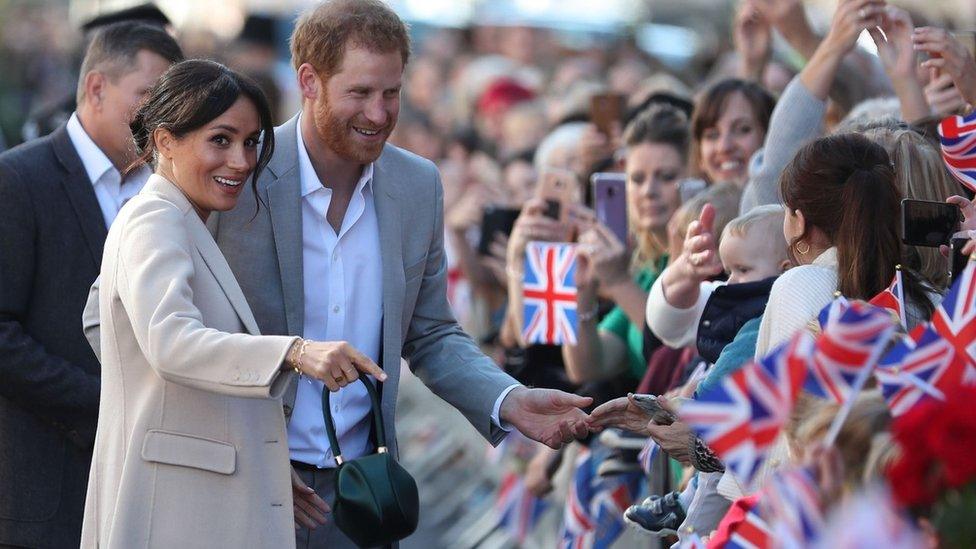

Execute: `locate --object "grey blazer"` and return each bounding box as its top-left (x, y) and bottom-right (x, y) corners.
top-left (209, 115), bottom-right (518, 455)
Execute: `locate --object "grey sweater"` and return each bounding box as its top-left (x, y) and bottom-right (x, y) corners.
top-left (740, 76), bottom-right (827, 213)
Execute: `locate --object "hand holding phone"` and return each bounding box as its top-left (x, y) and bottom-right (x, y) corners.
top-left (902, 199), bottom-right (962, 247)
top-left (630, 394), bottom-right (677, 426)
top-left (536, 167), bottom-right (580, 223)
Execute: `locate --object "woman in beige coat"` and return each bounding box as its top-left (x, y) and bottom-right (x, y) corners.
top-left (81, 60), bottom-right (385, 548)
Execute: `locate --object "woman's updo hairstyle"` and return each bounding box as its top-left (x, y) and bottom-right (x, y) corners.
top-left (129, 59), bottom-right (275, 198)
top-left (780, 133), bottom-right (931, 315)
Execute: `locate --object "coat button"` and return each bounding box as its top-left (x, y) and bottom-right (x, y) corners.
top-left (702, 320), bottom-right (711, 327)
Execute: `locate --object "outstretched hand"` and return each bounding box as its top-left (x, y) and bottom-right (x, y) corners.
top-left (588, 395), bottom-right (653, 435)
top-left (499, 387), bottom-right (593, 449)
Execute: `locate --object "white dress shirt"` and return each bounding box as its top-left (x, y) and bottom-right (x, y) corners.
top-left (65, 112), bottom-right (150, 227)
top-left (288, 117), bottom-right (517, 467)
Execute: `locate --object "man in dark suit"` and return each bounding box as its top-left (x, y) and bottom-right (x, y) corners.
top-left (0, 23), bottom-right (181, 548)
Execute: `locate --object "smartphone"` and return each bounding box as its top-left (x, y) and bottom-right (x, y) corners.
top-left (477, 206), bottom-right (520, 256)
top-left (536, 167), bottom-right (579, 222)
top-left (591, 172), bottom-right (628, 244)
top-left (901, 199), bottom-right (961, 247)
top-left (630, 394), bottom-right (677, 426)
top-left (590, 93), bottom-right (625, 137)
top-left (951, 237), bottom-right (971, 282)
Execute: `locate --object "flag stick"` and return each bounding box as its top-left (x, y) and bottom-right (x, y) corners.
top-left (823, 325), bottom-right (896, 446)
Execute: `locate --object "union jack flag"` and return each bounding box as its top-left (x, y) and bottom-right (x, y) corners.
top-left (804, 301), bottom-right (897, 403)
top-left (876, 326), bottom-right (956, 416)
top-left (938, 110), bottom-right (976, 193)
top-left (760, 467), bottom-right (825, 548)
top-left (816, 294), bottom-right (850, 331)
top-left (522, 242), bottom-right (579, 345)
top-left (870, 270), bottom-right (906, 329)
top-left (679, 333), bottom-right (813, 486)
top-left (495, 472), bottom-right (547, 544)
top-left (722, 506), bottom-right (773, 549)
top-left (559, 446), bottom-right (641, 549)
top-left (930, 256), bottom-right (976, 385)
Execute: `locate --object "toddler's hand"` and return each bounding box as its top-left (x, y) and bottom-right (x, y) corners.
top-left (680, 204), bottom-right (724, 282)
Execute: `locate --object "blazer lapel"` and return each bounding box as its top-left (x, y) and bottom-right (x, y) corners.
top-left (190, 221), bottom-right (263, 336)
top-left (372, 152), bottom-right (404, 437)
top-left (146, 175), bottom-right (264, 335)
top-left (51, 125), bottom-right (108, 265)
top-left (266, 116), bottom-right (305, 338)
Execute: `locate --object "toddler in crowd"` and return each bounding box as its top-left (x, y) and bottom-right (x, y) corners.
top-left (626, 205), bottom-right (791, 538)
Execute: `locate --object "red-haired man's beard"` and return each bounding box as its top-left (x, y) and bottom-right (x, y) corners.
top-left (312, 95), bottom-right (395, 165)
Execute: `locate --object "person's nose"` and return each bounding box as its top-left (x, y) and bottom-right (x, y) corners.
top-left (227, 144), bottom-right (249, 172)
top-left (717, 130), bottom-right (736, 153)
top-left (363, 96), bottom-right (388, 127)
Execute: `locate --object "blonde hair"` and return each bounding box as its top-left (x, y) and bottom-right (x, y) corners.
top-left (857, 121), bottom-right (964, 289)
top-left (722, 204), bottom-right (789, 263)
top-left (794, 391), bottom-right (891, 491)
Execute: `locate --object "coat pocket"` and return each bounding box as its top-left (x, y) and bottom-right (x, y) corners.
top-left (141, 429), bottom-right (237, 475)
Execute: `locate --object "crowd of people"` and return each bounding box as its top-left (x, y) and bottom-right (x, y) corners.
top-left (396, 0), bottom-right (976, 546)
top-left (2, 0), bottom-right (976, 547)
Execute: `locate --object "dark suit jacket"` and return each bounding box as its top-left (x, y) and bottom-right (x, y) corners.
top-left (0, 124), bottom-right (103, 548)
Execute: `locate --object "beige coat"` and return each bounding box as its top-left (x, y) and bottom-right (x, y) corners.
top-left (80, 175), bottom-right (298, 548)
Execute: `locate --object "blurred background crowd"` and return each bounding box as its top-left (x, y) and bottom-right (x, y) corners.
top-left (4, 0), bottom-right (976, 547)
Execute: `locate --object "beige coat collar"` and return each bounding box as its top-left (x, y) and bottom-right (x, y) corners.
top-left (144, 174), bottom-right (262, 336)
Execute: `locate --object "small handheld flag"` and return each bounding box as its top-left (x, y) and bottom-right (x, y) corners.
top-left (938, 110), bottom-right (976, 193)
top-left (875, 326), bottom-right (955, 417)
top-left (804, 301), bottom-right (896, 405)
top-left (869, 267), bottom-right (906, 329)
top-left (522, 242), bottom-right (579, 345)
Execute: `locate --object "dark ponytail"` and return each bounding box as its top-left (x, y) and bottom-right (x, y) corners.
top-left (780, 134), bottom-right (934, 317)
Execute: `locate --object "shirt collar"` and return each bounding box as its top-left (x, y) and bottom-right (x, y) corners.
top-left (65, 112), bottom-right (116, 186)
top-left (296, 113), bottom-right (374, 199)
top-left (812, 247), bottom-right (838, 268)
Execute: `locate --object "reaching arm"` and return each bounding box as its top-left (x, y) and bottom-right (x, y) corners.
top-left (116, 198), bottom-right (296, 398)
top-left (402, 168), bottom-right (519, 444)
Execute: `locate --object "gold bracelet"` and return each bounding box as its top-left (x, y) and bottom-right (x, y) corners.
top-left (290, 338), bottom-right (309, 375)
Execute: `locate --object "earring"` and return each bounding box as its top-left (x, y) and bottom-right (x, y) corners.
top-left (794, 241), bottom-right (811, 255)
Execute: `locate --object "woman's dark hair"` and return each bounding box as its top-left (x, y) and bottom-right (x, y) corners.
top-left (690, 78), bottom-right (775, 180)
top-left (623, 103), bottom-right (690, 161)
top-left (780, 133), bottom-right (934, 316)
top-left (129, 59), bottom-right (275, 208)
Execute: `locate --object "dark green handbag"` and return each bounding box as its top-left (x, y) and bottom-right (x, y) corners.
top-left (322, 378), bottom-right (419, 548)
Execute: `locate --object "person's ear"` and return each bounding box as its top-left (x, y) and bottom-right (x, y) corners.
top-left (779, 258), bottom-right (792, 272)
top-left (153, 127), bottom-right (177, 161)
top-left (83, 71), bottom-right (106, 109)
top-left (793, 209), bottom-right (807, 236)
top-left (297, 63), bottom-right (322, 101)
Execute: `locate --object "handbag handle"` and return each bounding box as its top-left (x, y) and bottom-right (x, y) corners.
top-left (321, 377), bottom-right (386, 465)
